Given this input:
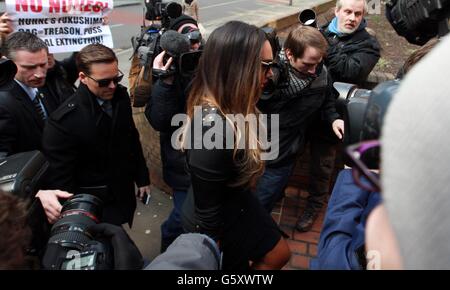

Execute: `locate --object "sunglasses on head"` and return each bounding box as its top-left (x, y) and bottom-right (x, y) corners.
top-left (86, 71), bottom-right (124, 87)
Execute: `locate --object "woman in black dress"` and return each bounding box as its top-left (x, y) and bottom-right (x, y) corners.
top-left (180, 21), bottom-right (291, 270)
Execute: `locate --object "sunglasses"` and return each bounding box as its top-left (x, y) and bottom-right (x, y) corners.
top-left (345, 140), bottom-right (381, 192)
top-left (86, 71), bottom-right (124, 87)
top-left (261, 60), bottom-right (275, 73)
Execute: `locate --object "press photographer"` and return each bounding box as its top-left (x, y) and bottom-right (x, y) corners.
top-left (312, 0), bottom-right (450, 269)
top-left (143, 8), bottom-right (203, 253)
top-left (129, 1), bottom-right (203, 106)
top-left (42, 194), bottom-right (143, 270)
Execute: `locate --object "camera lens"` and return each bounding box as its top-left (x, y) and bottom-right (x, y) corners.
top-left (47, 194), bottom-right (103, 250)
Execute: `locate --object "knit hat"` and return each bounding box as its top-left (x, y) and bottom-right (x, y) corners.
top-left (381, 34), bottom-right (450, 269)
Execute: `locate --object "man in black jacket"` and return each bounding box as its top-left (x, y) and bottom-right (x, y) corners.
top-left (145, 15), bottom-right (200, 252)
top-left (296, 0), bottom-right (381, 231)
top-left (322, 0), bottom-right (380, 85)
top-left (256, 26), bottom-right (344, 214)
top-left (0, 32), bottom-right (52, 157)
top-left (41, 44), bottom-right (151, 226)
top-left (0, 32), bottom-right (78, 158)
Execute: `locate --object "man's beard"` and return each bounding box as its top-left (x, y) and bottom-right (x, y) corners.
top-left (339, 22), bottom-right (359, 34)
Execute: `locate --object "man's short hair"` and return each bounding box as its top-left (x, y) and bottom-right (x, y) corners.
top-left (5, 32), bottom-right (48, 60)
top-left (284, 26), bottom-right (328, 59)
top-left (76, 43), bottom-right (117, 74)
top-left (336, 0), bottom-right (368, 14)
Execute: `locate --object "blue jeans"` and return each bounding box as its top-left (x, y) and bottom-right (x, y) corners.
top-left (254, 163), bottom-right (295, 212)
top-left (160, 190), bottom-right (187, 252)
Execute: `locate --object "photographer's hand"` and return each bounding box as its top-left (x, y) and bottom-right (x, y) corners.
top-left (153, 51), bottom-right (174, 84)
top-left (332, 119), bottom-right (345, 140)
top-left (88, 223), bottom-right (144, 270)
top-left (35, 190), bottom-right (73, 224)
top-left (0, 13), bottom-right (13, 36)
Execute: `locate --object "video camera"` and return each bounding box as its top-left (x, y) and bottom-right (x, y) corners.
top-left (386, 0), bottom-right (450, 45)
top-left (132, 2), bottom-right (202, 79)
top-left (145, 0), bottom-right (182, 27)
top-left (132, 2), bottom-right (183, 68)
top-left (337, 0), bottom-right (449, 170)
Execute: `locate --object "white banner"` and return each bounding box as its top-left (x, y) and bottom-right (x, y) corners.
top-left (5, 0), bottom-right (114, 53)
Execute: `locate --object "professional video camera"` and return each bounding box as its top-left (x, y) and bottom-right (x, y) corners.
top-left (131, 2), bottom-right (202, 99)
top-left (144, 0), bottom-right (182, 27)
top-left (132, 1), bottom-right (183, 69)
top-left (335, 80), bottom-right (400, 169)
top-left (386, 0), bottom-right (450, 45)
top-left (337, 0), bottom-right (449, 171)
top-left (339, 0), bottom-right (450, 144)
top-left (42, 194), bottom-right (113, 270)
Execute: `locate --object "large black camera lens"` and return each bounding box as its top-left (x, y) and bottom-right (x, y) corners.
top-left (42, 194), bottom-right (113, 270)
top-left (48, 194), bottom-right (103, 250)
top-left (298, 9), bottom-right (317, 27)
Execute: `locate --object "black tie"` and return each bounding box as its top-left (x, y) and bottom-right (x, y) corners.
top-left (102, 100), bottom-right (113, 118)
top-left (33, 91), bottom-right (46, 121)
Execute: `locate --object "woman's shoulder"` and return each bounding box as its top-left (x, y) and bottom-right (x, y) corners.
top-left (187, 105), bottom-right (236, 179)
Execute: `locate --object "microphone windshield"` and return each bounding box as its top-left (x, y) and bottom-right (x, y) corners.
top-left (160, 30), bottom-right (191, 58)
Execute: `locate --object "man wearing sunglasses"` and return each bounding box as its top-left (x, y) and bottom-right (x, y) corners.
top-left (41, 44), bottom-right (151, 227)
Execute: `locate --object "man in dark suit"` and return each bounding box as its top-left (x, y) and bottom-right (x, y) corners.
top-left (41, 43), bottom-right (151, 226)
top-left (0, 32), bottom-right (63, 157)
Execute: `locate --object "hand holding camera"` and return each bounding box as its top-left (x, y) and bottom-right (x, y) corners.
top-left (153, 50), bottom-right (174, 84)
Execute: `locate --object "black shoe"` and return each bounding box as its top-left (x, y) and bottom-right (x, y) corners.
top-left (296, 208), bottom-right (319, 232)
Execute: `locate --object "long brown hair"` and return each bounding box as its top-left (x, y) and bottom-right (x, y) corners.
top-left (182, 21), bottom-right (268, 187)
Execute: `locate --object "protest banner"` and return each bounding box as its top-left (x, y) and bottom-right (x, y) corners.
top-left (6, 0), bottom-right (114, 53)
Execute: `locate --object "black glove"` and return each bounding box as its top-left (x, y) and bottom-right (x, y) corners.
top-left (88, 223), bottom-right (144, 270)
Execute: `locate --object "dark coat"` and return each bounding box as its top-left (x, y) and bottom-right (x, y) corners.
top-left (145, 78), bottom-right (190, 191)
top-left (322, 19), bottom-right (381, 86)
top-left (0, 81), bottom-right (60, 157)
top-left (42, 61), bottom-right (77, 106)
top-left (43, 84), bottom-right (150, 225)
top-left (257, 65), bottom-right (340, 168)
